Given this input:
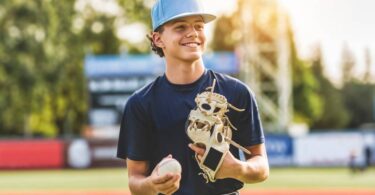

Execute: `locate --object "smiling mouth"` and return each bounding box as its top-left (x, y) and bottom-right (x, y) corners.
top-left (181, 42), bottom-right (201, 48)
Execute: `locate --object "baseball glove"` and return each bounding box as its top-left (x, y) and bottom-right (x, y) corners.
top-left (186, 79), bottom-right (251, 182)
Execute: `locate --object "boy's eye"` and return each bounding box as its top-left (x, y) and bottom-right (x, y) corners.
top-left (176, 25), bottom-right (186, 30)
top-left (195, 24), bottom-right (204, 30)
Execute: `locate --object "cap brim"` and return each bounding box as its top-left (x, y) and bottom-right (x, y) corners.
top-left (154, 13), bottom-right (216, 31)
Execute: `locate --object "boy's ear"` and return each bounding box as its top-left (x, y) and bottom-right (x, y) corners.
top-left (152, 32), bottom-right (165, 48)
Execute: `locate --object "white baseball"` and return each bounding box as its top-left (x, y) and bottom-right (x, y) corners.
top-left (157, 158), bottom-right (182, 176)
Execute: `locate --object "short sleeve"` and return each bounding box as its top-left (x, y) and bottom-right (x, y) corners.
top-left (231, 81), bottom-right (265, 147)
top-left (116, 94), bottom-right (153, 160)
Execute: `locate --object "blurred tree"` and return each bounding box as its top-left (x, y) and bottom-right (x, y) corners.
top-left (118, 0), bottom-right (151, 25)
top-left (0, 0), bottom-right (151, 137)
top-left (339, 47), bottom-right (375, 128)
top-left (363, 47), bottom-right (372, 83)
top-left (310, 46), bottom-right (350, 129)
top-left (117, 0), bottom-right (152, 54)
top-left (0, 0), bottom-right (87, 137)
top-left (340, 43), bottom-right (356, 84)
top-left (73, 0), bottom-right (121, 54)
top-left (342, 81), bottom-right (375, 128)
top-left (333, 44), bottom-right (375, 128)
top-left (289, 31), bottom-right (323, 126)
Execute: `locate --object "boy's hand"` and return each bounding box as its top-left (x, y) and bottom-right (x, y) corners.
top-left (148, 155), bottom-right (181, 195)
top-left (188, 143), bottom-right (240, 180)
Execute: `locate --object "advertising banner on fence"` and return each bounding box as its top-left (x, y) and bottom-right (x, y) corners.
top-left (294, 132), bottom-right (365, 167)
top-left (0, 139), bottom-right (64, 169)
top-left (266, 134), bottom-right (294, 166)
top-left (66, 138), bottom-right (123, 168)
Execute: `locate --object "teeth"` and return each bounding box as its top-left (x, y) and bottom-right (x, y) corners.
top-left (183, 42), bottom-right (199, 47)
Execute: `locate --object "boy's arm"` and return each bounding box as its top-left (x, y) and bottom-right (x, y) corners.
top-left (234, 143), bottom-right (269, 183)
top-left (126, 159), bottom-right (155, 195)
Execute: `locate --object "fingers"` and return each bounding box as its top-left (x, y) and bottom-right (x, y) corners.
top-left (150, 155), bottom-right (181, 194)
top-left (189, 144), bottom-right (205, 162)
top-left (153, 173), bottom-right (173, 184)
top-left (188, 143), bottom-right (205, 155)
top-left (157, 174), bottom-right (180, 192)
top-left (151, 173), bottom-right (181, 195)
top-left (165, 185), bottom-right (179, 195)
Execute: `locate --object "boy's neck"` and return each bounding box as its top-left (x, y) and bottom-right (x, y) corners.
top-left (164, 58), bottom-right (205, 85)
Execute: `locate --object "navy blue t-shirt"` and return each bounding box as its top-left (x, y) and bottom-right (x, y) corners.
top-left (117, 69), bottom-right (264, 195)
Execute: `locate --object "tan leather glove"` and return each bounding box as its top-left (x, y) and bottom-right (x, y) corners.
top-left (186, 79), bottom-right (249, 182)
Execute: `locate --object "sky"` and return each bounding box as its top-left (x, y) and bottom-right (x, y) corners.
top-left (278, 0), bottom-right (375, 82)
top-left (202, 0), bottom-right (375, 82)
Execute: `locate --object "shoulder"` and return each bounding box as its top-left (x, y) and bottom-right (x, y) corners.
top-left (125, 76), bottom-right (162, 109)
top-left (134, 76), bottom-right (161, 97)
top-left (132, 76), bottom-right (164, 99)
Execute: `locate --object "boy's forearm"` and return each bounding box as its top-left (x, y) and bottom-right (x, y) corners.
top-left (233, 155), bottom-right (269, 183)
top-left (129, 175), bottom-right (156, 195)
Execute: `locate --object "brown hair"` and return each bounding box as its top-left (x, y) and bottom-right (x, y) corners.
top-left (147, 26), bottom-right (165, 57)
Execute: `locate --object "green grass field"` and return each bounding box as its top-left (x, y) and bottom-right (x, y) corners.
top-left (245, 167), bottom-right (375, 190)
top-left (0, 167), bottom-right (374, 193)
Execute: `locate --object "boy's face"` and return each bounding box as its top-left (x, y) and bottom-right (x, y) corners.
top-left (153, 15), bottom-right (206, 63)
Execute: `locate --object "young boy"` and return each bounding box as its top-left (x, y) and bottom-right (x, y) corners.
top-left (117, 0), bottom-right (269, 194)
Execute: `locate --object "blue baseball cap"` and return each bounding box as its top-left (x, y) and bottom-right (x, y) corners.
top-left (151, 0), bottom-right (216, 31)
